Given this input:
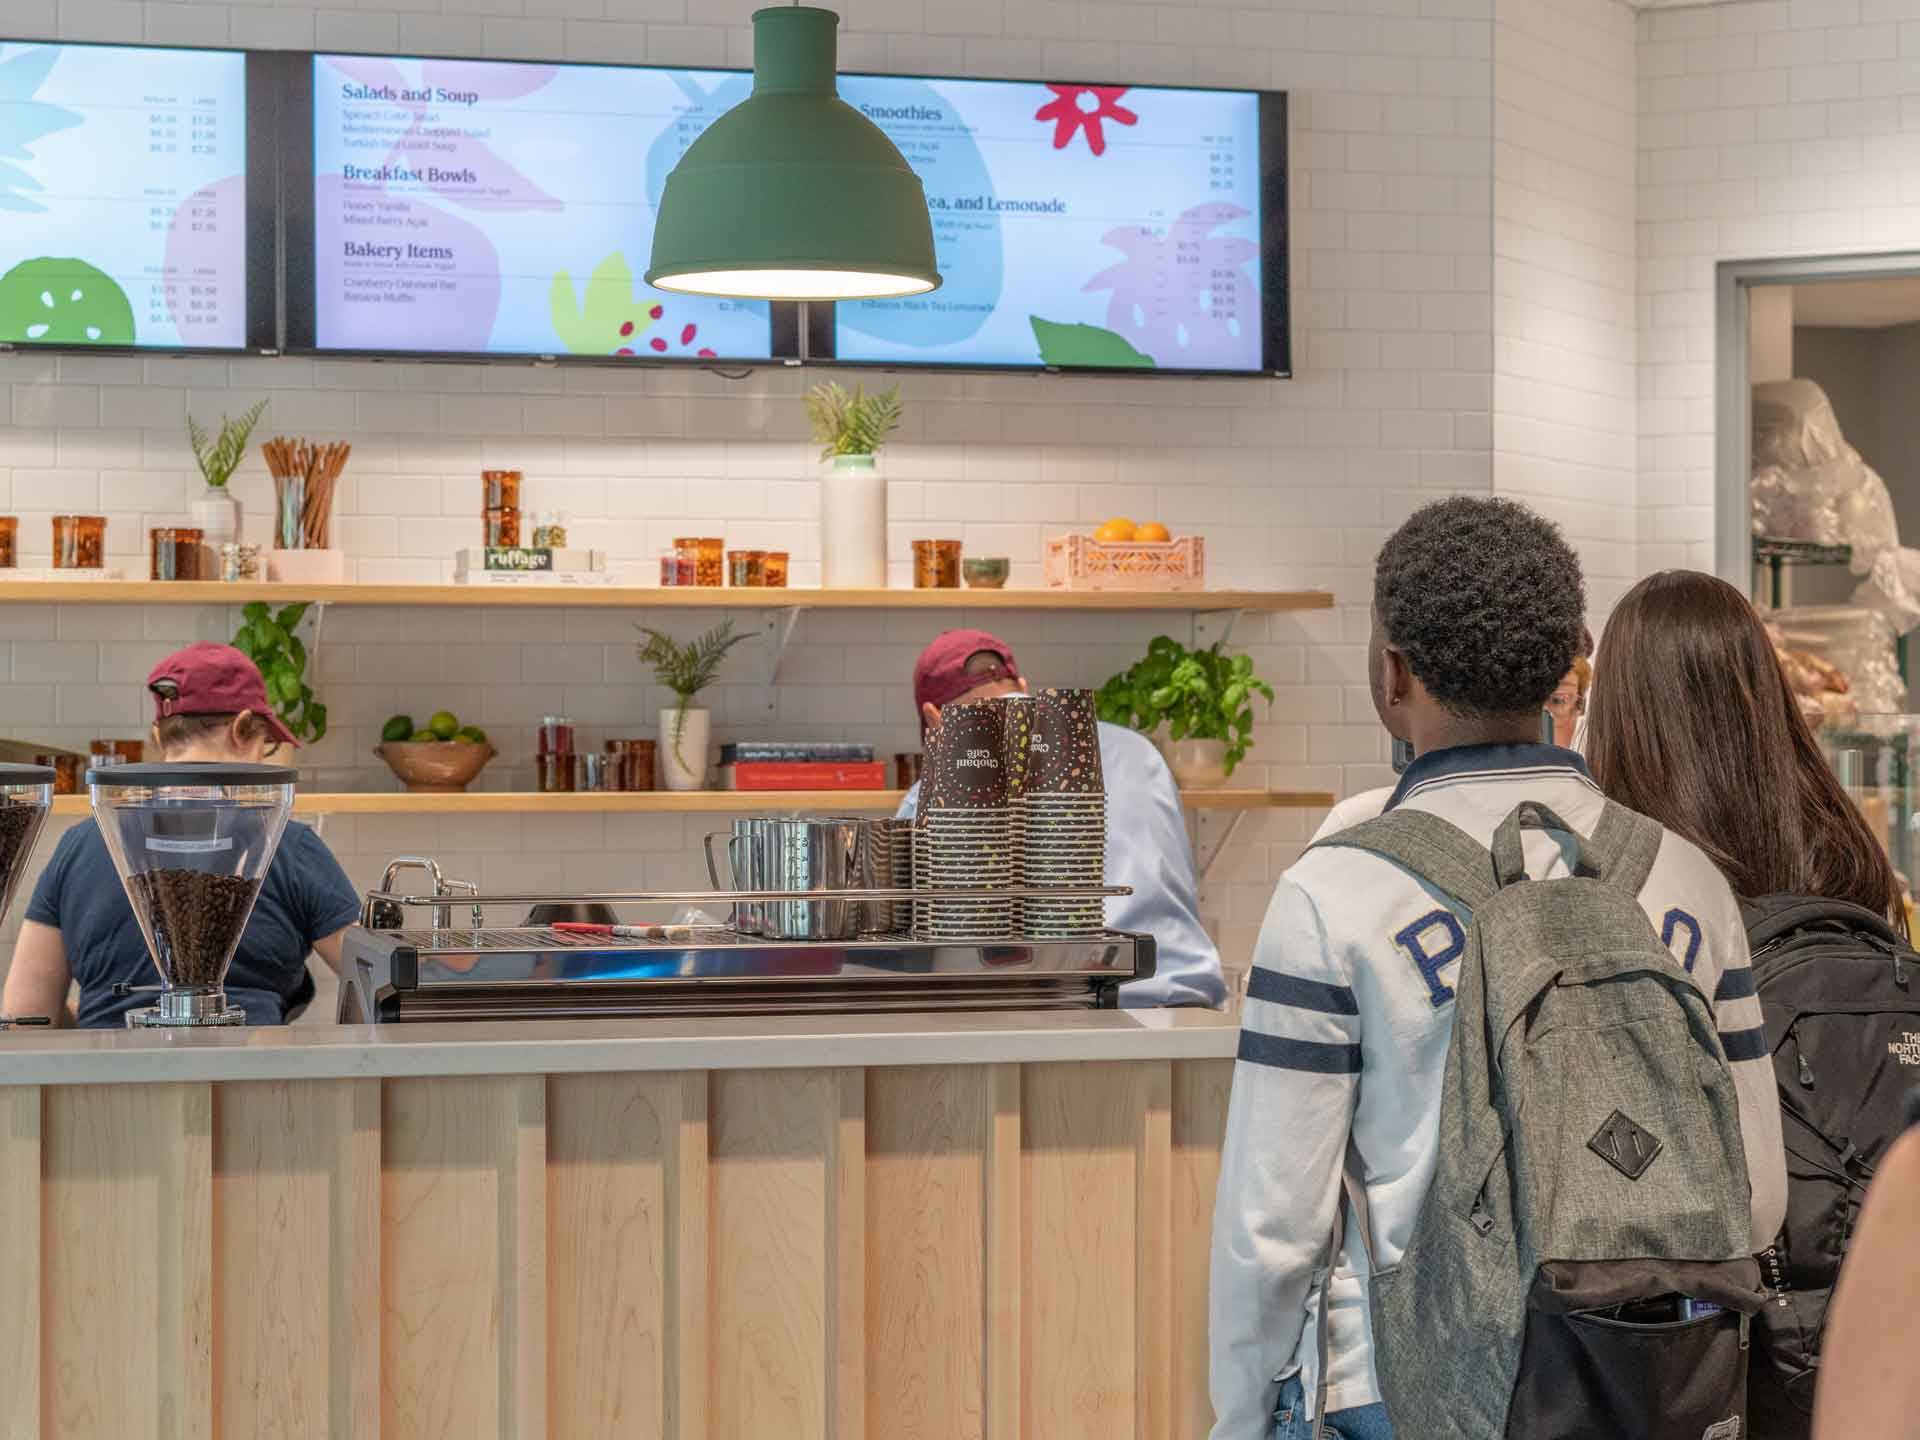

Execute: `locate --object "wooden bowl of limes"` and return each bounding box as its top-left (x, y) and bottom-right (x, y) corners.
top-left (377, 712), bottom-right (495, 793)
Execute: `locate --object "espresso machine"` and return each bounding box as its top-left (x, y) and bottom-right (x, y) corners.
top-left (91, 762), bottom-right (296, 1027)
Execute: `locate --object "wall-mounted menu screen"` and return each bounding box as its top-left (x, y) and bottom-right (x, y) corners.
top-left (287, 53), bottom-right (775, 362)
top-left (822, 77), bottom-right (1286, 375)
top-left (0, 41), bottom-right (271, 352)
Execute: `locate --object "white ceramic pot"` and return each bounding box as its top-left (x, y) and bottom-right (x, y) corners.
top-left (191, 484), bottom-right (240, 554)
top-left (660, 705), bottom-right (711, 792)
top-left (820, 453), bottom-right (886, 588)
top-left (1166, 737), bottom-right (1230, 789)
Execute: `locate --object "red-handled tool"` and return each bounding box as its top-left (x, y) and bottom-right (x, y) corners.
top-left (552, 921), bottom-right (690, 942)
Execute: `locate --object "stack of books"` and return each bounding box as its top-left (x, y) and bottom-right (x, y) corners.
top-left (716, 743), bottom-right (887, 791)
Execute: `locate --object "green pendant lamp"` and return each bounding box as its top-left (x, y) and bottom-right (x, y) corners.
top-left (647, 6), bottom-right (941, 302)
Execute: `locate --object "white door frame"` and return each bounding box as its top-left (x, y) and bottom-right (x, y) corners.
top-left (1715, 252), bottom-right (1920, 583)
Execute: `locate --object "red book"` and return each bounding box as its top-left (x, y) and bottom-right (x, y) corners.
top-left (719, 761), bottom-right (891, 791)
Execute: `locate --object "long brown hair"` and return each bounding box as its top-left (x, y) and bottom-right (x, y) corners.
top-left (1587, 570), bottom-right (1904, 924)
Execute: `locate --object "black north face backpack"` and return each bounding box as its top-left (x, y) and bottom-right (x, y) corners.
top-left (1743, 894), bottom-right (1920, 1438)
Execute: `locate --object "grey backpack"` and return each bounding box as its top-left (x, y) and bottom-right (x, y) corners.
top-left (1316, 800), bottom-right (1767, 1440)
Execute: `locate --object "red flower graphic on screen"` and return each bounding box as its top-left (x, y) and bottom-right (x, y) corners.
top-left (1034, 85), bottom-right (1138, 157)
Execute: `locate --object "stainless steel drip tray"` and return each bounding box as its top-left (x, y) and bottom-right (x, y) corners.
top-left (394, 927), bottom-right (1140, 988)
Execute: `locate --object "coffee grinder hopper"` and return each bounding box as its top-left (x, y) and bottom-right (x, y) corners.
top-left (0, 764), bottom-right (56, 1029)
top-left (89, 763), bottom-right (297, 1028)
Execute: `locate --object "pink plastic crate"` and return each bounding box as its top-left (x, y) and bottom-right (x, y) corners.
top-left (1044, 533), bottom-right (1205, 591)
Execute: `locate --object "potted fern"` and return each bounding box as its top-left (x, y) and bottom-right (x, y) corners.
top-left (187, 399), bottom-right (268, 563)
top-left (638, 619), bottom-right (752, 791)
top-left (807, 381), bottom-right (902, 588)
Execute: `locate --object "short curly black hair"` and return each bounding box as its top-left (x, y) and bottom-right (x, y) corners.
top-left (1374, 497), bottom-right (1585, 719)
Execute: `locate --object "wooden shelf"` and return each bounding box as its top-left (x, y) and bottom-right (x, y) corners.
top-left (0, 581), bottom-right (1331, 612)
top-left (47, 788), bottom-right (1332, 818)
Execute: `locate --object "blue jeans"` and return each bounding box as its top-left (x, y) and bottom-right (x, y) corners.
top-left (1273, 1377), bottom-right (1394, 1440)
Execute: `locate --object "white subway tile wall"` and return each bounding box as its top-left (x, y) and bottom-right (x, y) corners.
top-left (1, 0), bottom-right (1667, 989)
top-left (1633, 0), bottom-right (1920, 571)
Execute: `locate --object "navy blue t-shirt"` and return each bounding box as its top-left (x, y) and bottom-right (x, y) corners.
top-left (25, 819), bottom-right (361, 1027)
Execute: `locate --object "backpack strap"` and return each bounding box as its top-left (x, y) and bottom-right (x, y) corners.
top-left (1313, 809), bottom-right (1498, 909)
top-left (1489, 798), bottom-right (1663, 897)
top-left (1584, 800), bottom-right (1665, 896)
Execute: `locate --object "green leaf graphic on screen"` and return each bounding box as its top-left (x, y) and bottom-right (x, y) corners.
top-left (0, 47), bottom-right (82, 214)
top-left (1029, 316), bottom-right (1154, 369)
top-left (549, 252), bottom-right (652, 355)
top-left (0, 259), bottom-right (135, 345)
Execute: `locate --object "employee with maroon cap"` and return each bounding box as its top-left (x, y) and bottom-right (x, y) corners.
top-left (902, 629), bottom-right (1224, 1007)
top-left (2, 643), bottom-right (361, 1028)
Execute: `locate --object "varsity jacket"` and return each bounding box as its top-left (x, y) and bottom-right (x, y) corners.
top-left (1208, 743), bottom-right (1788, 1437)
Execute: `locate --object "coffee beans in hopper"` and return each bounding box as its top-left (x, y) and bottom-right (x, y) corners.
top-left (0, 804), bottom-right (43, 894)
top-left (126, 869), bottom-right (262, 987)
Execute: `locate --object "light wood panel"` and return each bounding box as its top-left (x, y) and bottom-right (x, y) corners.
top-left (42, 1082), bottom-right (213, 1440)
top-left (1135, 1062), bottom-right (1174, 1440)
top-left (8, 1057), bottom-right (1232, 1440)
top-left (381, 1075), bottom-right (546, 1440)
top-left (2, 1086), bottom-right (40, 1440)
top-left (983, 1066), bottom-right (1022, 1440)
top-left (710, 1069), bottom-right (853, 1440)
top-left (1022, 1062), bottom-right (1147, 1440)
top-left (1173, 1061), bottom-right (1234, 1440)
top-left (213, 1079), bottom-right (379, 1440)
top-left (0, 580), bottom-right (1331, 612)
top-left (43, 789), bottom-right (1332, 818)
top-left (865, 1066), bottom-right (989, 1440)
top-left (547, 1072), bottom-right (676, 1439)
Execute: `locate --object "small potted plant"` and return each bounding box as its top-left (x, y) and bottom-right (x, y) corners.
top-left (1095, 636), bottom-right (1275, 788)
top-left (807, 381), bottom-right (902, 588)
top-left (230, 601), bottom-right (327, 744)
top-left (188, 399), bottom-right (268, 563)
top-left (638, 619), bottom-right (752, 791)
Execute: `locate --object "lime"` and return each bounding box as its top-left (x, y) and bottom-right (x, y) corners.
top-left (428, 710), bottom-right (460, 741)
top-left (453, 733), bottom-right (477, 745)
top-left (0, 258), bottom-right (136, 346)
top-left (381, 715), bottom-right (415, 744)
top-left (410, 729), bottom-right (436, 743)
top-left (457, 725), bottom-right (489, 745)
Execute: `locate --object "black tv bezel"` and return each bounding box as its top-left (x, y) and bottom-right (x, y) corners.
top-left (806, 77), bottom-right (1290, 379)
top-left (279, 48), bottom-right (786, 368)
top-left (0, 37), bottom-right (278, 357)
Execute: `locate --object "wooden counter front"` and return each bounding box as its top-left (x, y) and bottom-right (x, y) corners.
top-left (0, 1013), bottom-right (1237, 1440)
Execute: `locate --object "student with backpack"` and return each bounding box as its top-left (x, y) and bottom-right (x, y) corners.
top-left (1585, 569), bottom-right (1915, 1438)
top-left (1209, 500), bottom-right (1786, 1440)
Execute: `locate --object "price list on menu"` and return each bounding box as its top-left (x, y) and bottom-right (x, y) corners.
top-left (0, 44), bottom-right (248, 349)
top-left (834, 76), bottom-right (1266, 370)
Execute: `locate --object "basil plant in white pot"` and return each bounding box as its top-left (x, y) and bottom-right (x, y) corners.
top-left (637, 620), bottom-right (751, 791)
top-left (807, 381), bottom-right (902, 588)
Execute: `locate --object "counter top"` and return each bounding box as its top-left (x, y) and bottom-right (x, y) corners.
top-left (0, 1006), bottom-right (1240, 1085)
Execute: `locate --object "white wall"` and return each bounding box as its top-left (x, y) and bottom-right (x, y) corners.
top-left (1636, 0), bottom-right (1920, 574)
top-left (1494, 0), bottom-right (1640, 613)
top-left (0, 0), bottom-right (1540, 984)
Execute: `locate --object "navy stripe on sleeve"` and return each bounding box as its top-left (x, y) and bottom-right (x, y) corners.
top-left (1713, 968), bottom-right (1757, 1002)
top-left (1237, 1029), bottom-right (1363, 1075)
top-left (1719, 1025), bottom-right (1770, 1062)
top-left (1246, 967), bottom-right (1359, 1015)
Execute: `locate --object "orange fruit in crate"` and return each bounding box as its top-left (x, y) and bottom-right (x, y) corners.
top-left (1094, 517), bottom-right (1137, 542)
top-left (1135, 521), bottom-right (1170, 542)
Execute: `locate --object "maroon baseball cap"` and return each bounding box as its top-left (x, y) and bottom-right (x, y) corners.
top-left (146, 642), bottom-right (300, 749)
top-left (913, 629), bottom-right (1022, 714)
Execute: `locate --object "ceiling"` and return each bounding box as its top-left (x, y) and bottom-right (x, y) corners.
top-left (1791, 277), bottom-right (1920, 331)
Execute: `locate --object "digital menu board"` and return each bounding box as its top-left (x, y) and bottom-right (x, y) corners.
top-left (0, 41), bottom-right (261, 351)
top-left (826, 76), bottom-right (1284, 374)
top-left (295, 53), bottom-right (773, 361)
